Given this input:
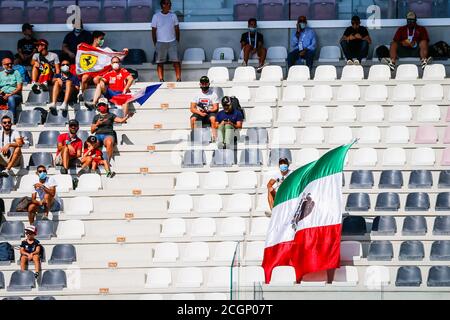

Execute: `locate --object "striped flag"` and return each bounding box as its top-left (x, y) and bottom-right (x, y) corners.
top-left (109, 84), bottom-right (162, 106)
top-left (262, 143), bottom-right (354, 283)
top-left (76, 43), bottom-right (127, 77)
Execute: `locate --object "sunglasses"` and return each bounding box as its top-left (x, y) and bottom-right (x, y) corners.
top-left (2, 63), bottom-right (12, 66)
top-left (69, 125), bottom-right (78, 128)
top-left (2, 122), bottom-right (11, 125)
top-left (61, 64), bottom-right (70, 66)
top-left (37, 169), bottom-right (47, 173)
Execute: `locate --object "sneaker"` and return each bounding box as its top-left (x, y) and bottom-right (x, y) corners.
top-left (176, 79), bottom-right (181, 82)
top-left (77, 92), bottom-right (84, 103)
top-left (31, 83), bottom-right (41, 94)
top-left (241, 61), bottom-right (248, 67)
top-left (346, 59), bottom-right (353, 65)
top-left (60, 167), bottom-right (68, 174)
top-left (47, 102), bottom-right (56, 111)
top-left (421, 57), bottom-right (432, 70)
top-left (106, 171), bottom-right (116, 178)
top-left (84, 101), bottom-right (95, 110)
top-left (352, 58), bottom-right (360, 65)
top-left (40, 82), bottom-right (49, 92)
top-left (0, 169), bottom-right (9, 177)
top-left (159, 79), bottom-right (164, 82)
top-left (60, 102), bottom-right (68, 110)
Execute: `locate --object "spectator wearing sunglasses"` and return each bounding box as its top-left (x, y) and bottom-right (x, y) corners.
top-left (20, 225), bottom-right (42, 279)
top-left (28, 165), bottom-right (58, 224)
top-left (48, 59), bottom-right (80, 111)
top-left (0, 57), bottom-right (23, 122)
top-left (0, 115), bottom-right (22, 177)
top-left (55, 119), bottom-right (82, 174)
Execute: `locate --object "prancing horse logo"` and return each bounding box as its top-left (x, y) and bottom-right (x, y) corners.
top-left (291, 193), bottom-right (315, 230)
top-left (80, 53), bottom-right (98, 71)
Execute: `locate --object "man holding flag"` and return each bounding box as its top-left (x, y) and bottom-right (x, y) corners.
top-left (262, 142), bottom-right (354, 284)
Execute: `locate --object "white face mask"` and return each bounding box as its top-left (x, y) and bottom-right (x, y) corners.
top-left (112, 63), bottom-right (120, 70)
top-left (61, 65), bottom-right (70, 73)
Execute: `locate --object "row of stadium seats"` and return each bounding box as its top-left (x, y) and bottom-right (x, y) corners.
top-left (0, 270), bottom-right (66, 291)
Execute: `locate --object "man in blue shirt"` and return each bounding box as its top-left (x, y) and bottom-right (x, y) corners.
top-left (0, 57), bottom-right (23, 123)
top-left (216, 96), bottom-right (243, 150)
top-left (287, 16), bottom-right (317, 70)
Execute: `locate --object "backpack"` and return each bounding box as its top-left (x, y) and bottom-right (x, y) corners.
top-left (375, 45), bottom-right (390, 61)
top-left (15, 196), bottom-right (32, 212)
top-left (230, 96), bottom-right (245, 120)
top-left (429, 41), bottom-right (450, 58)
top-left (0, 242), bottom-right (14, 262)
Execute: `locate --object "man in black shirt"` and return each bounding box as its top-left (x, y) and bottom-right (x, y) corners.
top-left (16, 23), bottom-right (37, 66)
top-left (62, 21), bottom-right (92, 63)
top-left (340, 16), bottom-right (371, 65)
top-left (240, 18), bottom-right (267, 72)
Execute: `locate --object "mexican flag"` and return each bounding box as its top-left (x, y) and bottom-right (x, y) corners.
top-left (75, 43), bottom-right (127, 77)
top-left (262, 143), bottom-right (353, 283)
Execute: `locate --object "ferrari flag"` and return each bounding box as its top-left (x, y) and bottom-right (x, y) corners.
top-left (76, 43), bottom-right (127, 77)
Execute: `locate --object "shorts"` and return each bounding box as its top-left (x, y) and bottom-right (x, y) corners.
top-left (104, 88), bottom-right (122, 100)
top-left (96, 133), bottom-right (116, 145)
top-left (0, 149), bottom-right (19, 167)
top-left (190, 112), bottom-right (217, 124)
top-left (397, 44), bottom-right (421, 58)
top-left (155, 41), bottom-right (180, 64)
top-left (55, 153), bottom-right (80, 167)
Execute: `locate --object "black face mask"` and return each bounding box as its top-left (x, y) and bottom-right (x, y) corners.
top-left (201, 85), bottom-right (210, 92)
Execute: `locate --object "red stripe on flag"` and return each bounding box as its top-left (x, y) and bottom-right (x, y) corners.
top-left (262, 224), bottom-right (341, 283)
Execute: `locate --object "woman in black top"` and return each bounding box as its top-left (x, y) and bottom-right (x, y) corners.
top-left (20, 225), bottom-right (41, 279)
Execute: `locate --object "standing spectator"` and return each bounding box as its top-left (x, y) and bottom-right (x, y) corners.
top-left (48, 60), bottom-right (80, 111)
top-left (16, 23), bottom-right (37, 66)
top-left (287, 16), bottom-right (317, 70)
top-left (0, 115), bottom-right (22, 177)
top-left (151, 0), bottom-right (181, 82)
top-left (215, 96), bottom-right (243, 150)
top-left (31, 39), bottom-right (60, 93)
top-left (27, 165), bottom-right (57, 224)
top-left (62, 21), bottom-right (92, 63)
top-left (20, 225), bottom-right (41, 279)
top-left (190, 76), bottom-right (219, 140)
top-left (340, 16), bottom-right (371, 65)
top-left (55, 119), bottom-right (83, 174)
top-left (385, 11), bottom-right (430, 71)
top-left (267, 158), bottom-right (292, 211)
top-left (0, 58), bottom-right (23, 123)
top-left (240, 18), bottom-right (267, 71)
top-left (80, 135), bottom-right (115, 177)
top-left (89, 56), bottom-right (134, 116)
top-left (91, 98), bottom-right (129, 173)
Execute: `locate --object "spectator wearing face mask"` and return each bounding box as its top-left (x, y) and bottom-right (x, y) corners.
top-left (89, 56), bottom-right (134, 116)
top-left (16, 23), bottom-right (37, 66)
top-left (62, 21), bottom-right (92, 63)
top-left (240, 18), bottom-right (267, 72)
top-left (0, 57), bottom-right (23, 122)
top-left (80, 135), bottom-right (115, 178)
top-left (190, 76), bottom-right (219, 140)
top-left (287, 16), bottom-right (317, 70)
top-left (267, 158), bottom-right (292, 211)
top-left (27, 165), bottom-right (58, 224)
top-left (215, 96), bottom-right (243, 150)
top-left (340, 15), bottom-right (371, 65)
top-left (48, 60), bottom-right (80, 111)
top-left (55, 119), bottom-right (83, 174)
top-left (31, 39), bottom-right (60, 93)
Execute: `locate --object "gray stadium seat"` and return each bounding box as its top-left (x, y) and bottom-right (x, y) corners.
top-left (345, 193), bottom-right (370, 211)
top-left (78, 130), bottom-right (90, 143)
top-left (430, 241), bottom-right (450, 261)
top-left (367, 240), bottom-right (393, 261)
top-left (82, 88), bottom-right (96, 102)
top-left (342, 216), bottom-right (366, 235)
top-left (49, 244), bottom-right (77, 264)
top-left (433, 216), bottom-right (450, 235)
top-left (405, 192), bottom-right (430, 211)
top-left (399, 241), bottom-right (425, 261)
top-left (45, 110), bottom-right (68, 127)
top-left (109, 108), bottom-right (124, 118)
top-left (0, 221), bottom-right (24, 240)
top-left (190, 128), bottom-right (211, 145)
top-left (268, 148), bottom-right (292, 166)
top-left (17, 110), bottom-right (42, 127)
top-left (408, 170), bottom-right (433, 188)
top-left (36, 131), bottom-right (60, 148)
top-left (402, 216), bottom-right (427, 235)
top-left (33, 220), bottom-right (55, 240)
top-left (245, 128), bottom-right (268, 145)
top-left (436, 192), bottom-right (450, 211)
top-left (7, 270), bottom-right (35, 291)
top-left (0, 110), bottom-right (14, 123)
top-left (0, 271), bottom-right (4, 288)
top-left (349, 170), bottom-right (374, 188)
top-left (9, 197), bottom-right (61, 216)
top-left (28, 152), bottom-right (54, 169)
top-left (2, 296), bottom-right (23, 300)
top-left (75, 110), bottom-right (96, 126)
top-left (34, 296), bottom-right (56, 300)
top-left (395, 266), bottom-right (422, 287)
top-left (211, 149), bottom-right (235, 167)
top-left (379, 170), bottom-right (403, 188)
top-left (123, 48), bottom-right (147, 65)
top-left (427, 266), bottom-right (450, 287)
top-left (26, 91), bottom-right (49, 106)
top-left (438, 171), bottom-right (450, 188)
top-left (239, 149), bottom-right (263, 166)
top-left (19, 131), bottom-right (33, 147)
top-left (39, 269), bottom-right (67, 291)
top-left (0, 176), bottom-right (14, 194)
top-left (375, 192), bottom-right (400, 211)
top-left (182, 150), bottom-right (206, 168)
top-left (371, 216), bottom-right (397, 235)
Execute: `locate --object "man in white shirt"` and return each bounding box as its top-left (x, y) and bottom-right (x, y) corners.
top-left (267, 157), bottom-right (292, 211)
top-left (151, 0), bottom-right (181, 82)
top-left (0, 115), bottom-right (22, 177)
top-left (27, 165), bottom-right (58, 224)
top-left (190, 76), bottom-right (219, 140)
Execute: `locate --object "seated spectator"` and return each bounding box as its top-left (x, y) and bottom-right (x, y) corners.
top-left (27, 165), bottom-right (57, 224)
top-left (0, 58), bottom-right (23, 122)
top-left (62, 20), bottom-right (92, 63)
top-left (56, 119), bottom-right (82, 174)
top-left (190, 76), bottom-right (219, 140)
top-left (20, 225), bottom-right (41, 279)
top-left (267, 158), bottom-right (292, 211)
top-left (13, 56), bottom-right (31, 84)
top-left (241, 18), bottom-right (267, 71)
top-left (91, 98), bottom-right (129, 171)
top-left (340, 15), bottom-right (371, 65)
top-left (288, 16), bottom-right (316, 70)
top-left (89, 56), bottom-right (134, 116)
top-left (385, 11), bottom-right (431, 71)
top-left (16, 23), bottom-right (37, 66)
top-left (48, 60), bottom-right (80, 111)
top-left (80, 135), bottom-right (115, 178)
top-left (0, 115), bottom-right (22, 177)
top-left (215, 96), bottom-right (243, 149)
top-left (31, 39), bottom-right (60, 93)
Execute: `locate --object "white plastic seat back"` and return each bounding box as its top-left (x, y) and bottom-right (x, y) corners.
top-left (333, 105), bottom-right (356, 122)
top-left (174, 172), bottom-right (199, 190)
top-left (76, 173), bottom-right (102, 192)
top-left (247, 106), bottom-right (272, 123)
top-left (278, 106), bottom-right (301, 123)
top-left (304, 106), bottom-right (328, 123)
top-left (300, 126), bottom-right (324, 144)
top-left (241, 266), bottom-right (265, 286)
top-left (233, 66), bottom-right (256, 82)
top-left (17, 174), bottom-right (39, 192)
top-left (207, 67), bottom-right (229, 82)
top-left (213, 241), bottom-right (238, 262)
top-left (314, 65), bottom-right (337, 80)
top-left (211, 47), bottom-right (234, 63)
top-left (229, 86), bottom-right (251, 102)
top-left (417, 105), bottom-right (441, 122)
top-left (176, 267), bottom-right (203, 287)
top-left (255, 86), bottom-right (278, 103)
top-left (250, 217), bottom-right (270, 236)
top-left (245, 241), bottom-right (265, 261)
top-left (153, 242), bottom-right (179, 262)
top-left (182, 242), bottom-right (209, 262)
top-left (206, 267), bottom-right (230, 287)
top-left (282, 85), bottom-right (305, 103)
top-left (231, 171), bottom-right (257, 189)
top-left (260, 65), bottom-right (283, 81)
top-left (56, 220), bottom-right (85, 240)
top-left (65, 196), bottom-right (93, 216)
top-left (270, 266), bottom-right (296, 285)
top-left (53, 174), bottom-right (72, 192)
top-left (386, 126), bottom-right (410, 144)
top-left (389, 105), bottom-right (412, 122)
top-left (310, 85), bottom-right (332, 102)
top-left (329, 126), bottom-right (352, 145)
top-left (364, 266), bottom-right (390, 289)
top-left (145, 268), bottom-right (171, 288)
top-left (218, 217), bottom-right (245, 236)
top-left (271, 126), bottom-right (297, 145)
top-left (182, 48), bottom-right (205, 64)
top-left (337, 85), bottom-right (360, 101)
top-left (266, 46), bottom-right (287, 62)
top-left (197, 194), bottom-right (223, 213)
top-left (340, 241), bottom-right (362, 261)
top-left (395, 64), bottom-right (418, 80)
top-left (287, 65), bottom-right (310, 81)
top-left (161, 218), bottom-right (186, 237)
top-left (341, 65), bottom-right (364, 80)
top-left (392, 84), bottom-right (415, 102)
top-left (382, 147), bottom-right (406, 165)
top-left (191, 218), bottom-right (216, 237)
top-left (295, 148), bottom-right (320, 167)
top-left (357, 126), bottom-right (381, 144)
top-left (368, 65), bottom-right (390, 81)
top-left (203, 171), bottom-right (228, 189)
top-left (411, 147), bottom-right (435, 166)
top-left (318, 46), bottom-right (341, 62)
top-left (353, 148), bottom-right (377, 166)
top-left (365, 85), bottom-right (388, 102)
top-left (225, 193), bottom-right (252, 212)
top-left (168, 194), bottom-right (193, 214)
top-left (359, 105), bottom-right (384, 122)
top-left (423, 64), bottom-right (445, 80)
top-left (421, 85), bottom-right (444, 102)
top-left (333, 266), bottom-right (359, 286)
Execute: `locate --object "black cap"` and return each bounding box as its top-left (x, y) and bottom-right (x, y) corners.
top-left (279, 157), bottom-right (290, 165)
top-left (200, 76), bottom-right (209, 84)
top-left (87, 135), bottom-right (97, 143)
top-left (68, 119), bottom-right (79, 126)
top-left (22, 23), bottom-right (34, 32)
top-left (221, 96), bottom-right (232, 106)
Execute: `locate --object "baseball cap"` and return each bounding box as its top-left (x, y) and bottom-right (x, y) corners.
top-left (68, 119), bottom-right (79, 127)
top-left (25, 225), bottom-right (37, 234)
top-left (406, 11), bottom-right (416, 20)
top-left (22, 23), bottom-right (34, 32)
top-left (221, 96), bottom-right (232, 106)
top-left (279, 157), bottom-right (290, 165)
top-left (199, 76), bottom-right (209, 83)
top-left (35, 39), bottom-right (48, 47)
top-left (96, 97), bottom-right (109, 107)
top-left (87, 135), bottom-right (98, 143)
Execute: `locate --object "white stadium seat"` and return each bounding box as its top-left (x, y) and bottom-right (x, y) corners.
top-left (176, 267), bottom-right (203, 287)
top-left (333, 266), bottom-right (358, 286)
top-left (304, 106), bottom-right (328, 123)
top-left (206, 267), bottom-right (230, 287)
top-left (318, 46), bottom-right (341, 62)
top-left (364, 266), bottom-right (390, 289)
top-left (17, 174), bottom-right (38, 192)
top-left (314, 65), bottom-right (337, 81)
top-left (270, 266), bottom-right (296, 285)
top-left (250, 217), bottom-right (270, 236)
top-left (182, 242), bottom-right (210, 262)
top-left (392, 84), bottom-right (415, 102)
top-left (421, 84), bottom-right (444, 101)
top-left (218, 217), bottom-right (245, 236)
top-left (287, 65), bottom-right (310, 81)
top-left (385, 126), bottom-right (410, 143)
top-left (266, 46), bottom-right (288, 63)
top-left (388, 105), bottom-right (412, 122)
top-left (359, 105), bottom-right (384, 122)
top-left (56, 220), bottom-right (85, 240)
top-left (368, 65), bottom-right (390, 81)
top-left (337, 85), bottom-right (360, 102)
top-left (198, 194), bottom-right (223, 213)
top-left (260, 65), bottom-right (283, 81)
top-left (211, 47), bottom-right (234, 63)
top-left (207, 66), bottom-right (229, 82)
top-left (395, 64), bottom-right (418, 80)
top-left (357, 126), bottom-right (381, 144)
top-left (76, 173), bottom-right (102, 192)
top-left (295, 148), bottom-right (320, 166)
top-left (353, 148), bottom-right (377, 166)
top-left (423, 64), bottom-right (445, 80)
top-left (271, 126), bottom-right (297, 145)
top-left (204, 171), bottom-right (228, 189)
top-left (65, 196), bottom-right (93, 216)
top-left (233, 66), bottom-right (256, 82)
top-left (168, 194), bottom-right (193, 214)
top-left (365, 85), bottom-right (388, 102)
top-left (225, 193), bottom-right (252, 212)
top-left (191, 218), bottom-right (216, 237)
top-left (247, 106), bottom-right (273, 124)
top-left (245, 241), bottom-right (265, 261)
top-left (417, 105), bottom-right (441, 122)
top-left (329, 126), bottom-right (352, 145)
top-left (161, 218), bottom-right (186, 237)
top-left (341, 65), bottom-right (364, 80)
top-left (229, 86), bottom-right (251, 102)
top-left (282, 85), bottom-right (305, 103)
top-left (241, 266), bottom-right (265, 286)
top-left (145, 268), bottom-right (172, 288)
top-left (382, 147), bottom-right (406, 166)
top-left (182, 48), bottom-right (205, 64)
top-left (340, 241), bottom-right (362, 261)
top-left (300, 126), bottom-right (324, 144)
top-left (153, 242), bottom-right (179, 262)
top-left (231, 171), bottom-right (257, 189)
top-left (255, 86), bottom-right (278, 103)
top-left (333, 105), bottom-right (356, 122)
top-left (53, 174), bottom-right (72, 192)
top-left (310, 85), bottom-right (332, 102)
top-left (174, 172), bottom-right (199, 190)
top-left (213, 241), bottom-right (238, 262)
top-left (277, 106), bottom-right (301, 123)
top-left (411, 147), bottom-right (435, 166)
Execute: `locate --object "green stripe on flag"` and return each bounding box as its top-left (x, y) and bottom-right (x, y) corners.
top-left (273, 143), bottom-right (353, 207)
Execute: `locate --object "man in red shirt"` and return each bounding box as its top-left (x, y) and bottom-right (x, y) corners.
top-left (90, 56), bottom-right (134, 116)
top-left (385, 11), bottom-right (430, 71)
top-left (55, 119), bottom-right (83, 174)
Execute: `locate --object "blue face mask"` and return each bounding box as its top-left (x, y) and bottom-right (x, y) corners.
top-left (38, 172), bottom-right (47, 180)
top-left (299, 23), bottom-right (306, 29)
top-left (249, 27), bottom-right (257, 33)
top-left (280, 164), bottom-right (289, 172)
